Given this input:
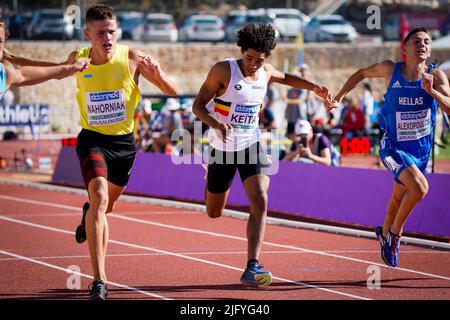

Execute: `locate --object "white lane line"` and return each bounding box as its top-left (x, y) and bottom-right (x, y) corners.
top-left (108, 214), bottom-right (450, 281)
top-left (0, 195), bottom-right (79, 211)
top-left (0, 249), bottom-right (170, 300)
top-left (0, 250), bottom-right (443, 261)
top-left (0, 215), bottom-right (370, 300)
top-left (1, 195), bottom-right (450, 281)
top-left (0, 211), bottom-right (201, 218)
top-left (2, 181), bottom-right (449, 250)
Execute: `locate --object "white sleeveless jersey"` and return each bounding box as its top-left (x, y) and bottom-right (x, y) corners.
top-left (206, 59), bottom-right (268, 152)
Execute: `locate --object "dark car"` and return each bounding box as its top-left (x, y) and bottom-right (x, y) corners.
top-left (7, 12), bottom-right (33, 39)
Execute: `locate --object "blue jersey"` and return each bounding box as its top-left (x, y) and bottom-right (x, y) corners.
top-left (0, 63), bottom-right (6, 100)
top-left (379, 62), bottom-right (439, 158)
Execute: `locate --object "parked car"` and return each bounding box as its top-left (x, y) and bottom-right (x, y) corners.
top-left (132, 13), bottom-right (178, 42)
top-left (116, 11), bottom-right (143, 39)
top-left (266, 8), bottom-right (310, 39)
top-left (246, 11), bottom-right (280, 39)
top-left (26, 9), bottom-right (75, 40)
top-left (225, 9), bottom-right (280, 42)
top-left (224, 10), bottom-right (247, 42)
top-left (303, 15), bottom-right (357, 43)
top-left (178, 14), bottom-right (225, 42)
top-left (7, 12), bottom-right (33, 39)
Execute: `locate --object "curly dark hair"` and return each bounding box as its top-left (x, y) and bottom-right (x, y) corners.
top-left (236, 24), bottom-right (277, 57)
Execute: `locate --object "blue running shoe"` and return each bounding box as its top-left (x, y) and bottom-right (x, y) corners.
top-left (375, 226), bottom-right (389, 265)
top-left (383, 230), bottom-right (401, 267)
top-left (240, 263), bottom-right (272, 288)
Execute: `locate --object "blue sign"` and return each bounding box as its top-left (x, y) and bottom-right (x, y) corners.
top-left (0, 104), bottom-right (49, 126)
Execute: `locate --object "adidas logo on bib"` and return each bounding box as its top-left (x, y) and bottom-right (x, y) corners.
top-left (392, 81), bottom-right (402, 89)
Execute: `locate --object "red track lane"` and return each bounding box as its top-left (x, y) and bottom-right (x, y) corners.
top-left (0, 183), bottom-right (450, 300)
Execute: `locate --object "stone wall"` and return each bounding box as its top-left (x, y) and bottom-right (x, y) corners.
top-left (7, 40), bottom-right (450, 133)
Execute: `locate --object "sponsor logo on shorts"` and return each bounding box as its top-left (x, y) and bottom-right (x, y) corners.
top-left (234, 84), bottom-right (242, 91)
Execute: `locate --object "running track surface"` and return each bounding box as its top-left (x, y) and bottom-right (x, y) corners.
top-left (0, 182), bottom-right (449, 300)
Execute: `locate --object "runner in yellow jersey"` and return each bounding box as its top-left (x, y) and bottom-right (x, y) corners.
top-left (64, 4), bottom-right (177, 300)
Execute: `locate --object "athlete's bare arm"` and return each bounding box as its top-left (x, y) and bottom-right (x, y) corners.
top-left (192, 61), bottom-right (233, 141)
top-left (334, 60), bottom-right (395, 107)
top-left (3, 58), bottom-right (90, 88)
top-left (129, 48), bottom-right (177, 96)
top-left (423, 68), bottom-right (450, 115)
top-left (264, 63), bottom-right (332, 104)
top-left (3, 47), bottom-right (64, 67)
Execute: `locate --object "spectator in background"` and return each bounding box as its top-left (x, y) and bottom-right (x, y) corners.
top-left (260, 82), bottom-right (277, 130)
top-left (284, 63), bottom-right (309, 134)
top-left (135, 98), bottom-right (155, 152)
top-left (152, 98), bottom-right (183, 153)
top-left (341, 97), bottom-right (365, 140)
top-left (283, 119), bottom-right (336, 166)
top-left (362, 83), bottom-right (375, 129)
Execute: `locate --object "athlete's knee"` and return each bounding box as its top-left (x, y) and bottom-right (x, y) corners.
top-left (89, 189), bottom-right (109, 213)
top-left (248, 190), bottom-right (268, 213)
top-left (411, 180), bottom-right (429, 200)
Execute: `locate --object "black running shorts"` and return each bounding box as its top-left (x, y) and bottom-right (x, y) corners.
top-left (76, 129), bottom-right (137, 187)
top-left (207, 142), bottom-right (269, 194)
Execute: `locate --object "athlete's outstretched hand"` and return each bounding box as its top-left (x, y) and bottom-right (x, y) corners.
top-left (314, 85), bottom-right (338, 110)
top-left (314, 85), bottom-right (333, 104)
top-left (71, 58), bottom-right (91, 74)
top-left (213, 121), bottom-right (233, 143)
top-left (325, 97), bottom-right (340, 111)
top-left (422, 72), bottom-right (434, 95)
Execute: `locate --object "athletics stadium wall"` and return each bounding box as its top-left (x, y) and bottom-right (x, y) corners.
top-left (53, 146), bottom-right (450, 239)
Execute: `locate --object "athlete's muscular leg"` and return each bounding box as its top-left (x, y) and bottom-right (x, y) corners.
top-left (383, 182), bottom-right (407, 237)
top-left (242, 174), bottom-right (270, 261)
top-left (391, 166), bottom-right (429, 235)
top-left (86, 176), bottom-right (109, 281)
top-left (106, 181), bottom-right (126, 214)
top-left (206, 190), bottom-right (231, 218)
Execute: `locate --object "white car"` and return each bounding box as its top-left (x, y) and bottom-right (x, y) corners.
top-left (266, 8), bottom-right (310, 39)
top-left (178, 14), bottom-right (225, 42)
top-left (303, 15), bottom-right (357, 43)
top-left (132, 13), bottom-right (178, 42)
top-left (26, 9), bottom-right (75, 40)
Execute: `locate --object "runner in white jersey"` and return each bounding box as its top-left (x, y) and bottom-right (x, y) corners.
top-left (193, 24), bottom-right (334, 288)
top-left (205, 58), bottom-right (267, 152)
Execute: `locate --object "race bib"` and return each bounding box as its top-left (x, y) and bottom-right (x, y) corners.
top-left (396, 109), bottom-right (431, 142)
top-left (86, 90), bottom-right (126, 126)
top-left (229, 103), bottom-right (261, 130)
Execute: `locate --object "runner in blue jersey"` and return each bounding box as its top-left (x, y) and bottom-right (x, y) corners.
top-left (330, 27), bottom-right (450, 267)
